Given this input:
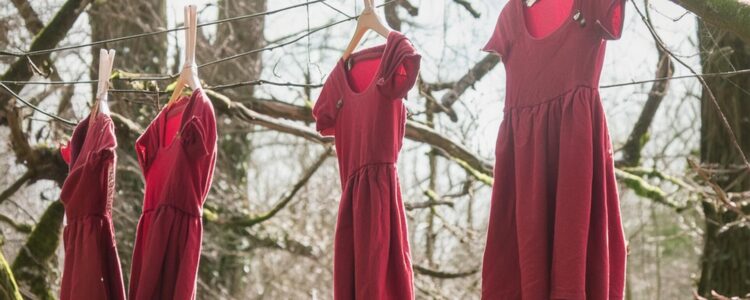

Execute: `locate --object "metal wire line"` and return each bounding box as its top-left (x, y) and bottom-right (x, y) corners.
top-left (0, 82), bottom-right (76, 125)
top-left (0, 0), bottom-right (327, 57)
top-left (0, 1), bottom-right (392, 122)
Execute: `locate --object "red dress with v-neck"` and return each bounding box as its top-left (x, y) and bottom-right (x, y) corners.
top-left (313, 31), bottom-right (421, 300)
top-left (129, 89), bottom-right (217, 300)
top-left (481, 0), bottom-right (627, 299)
top-left (59, 113), bottom-right (126, 300)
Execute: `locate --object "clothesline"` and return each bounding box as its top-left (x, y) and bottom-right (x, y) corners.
top-left (5, 68), bottom-right (750, 90)
top-left (0, 82), bottom-right (76, 125)
top-left (1, 0), bottom-right (738, 91)
top-left (0, 0), bottom-right (328, 57)
top-left (1, 1), bottom-right (387, 84)
top-left (599, 68), bottom-right (750, 88)
top-left (108, 80), bottom-right (323, 95)
top-left (3, 0), bottom-right (738, 125)
top-left (0, 2), bottom-right (395, 125)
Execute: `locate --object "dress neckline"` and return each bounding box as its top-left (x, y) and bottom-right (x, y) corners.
top-left (159, 88), bottom-right (200, 150)
top-left (337, 31), bottom-right (397, 96)
top-left (517, 0), bottom-right (579, 42)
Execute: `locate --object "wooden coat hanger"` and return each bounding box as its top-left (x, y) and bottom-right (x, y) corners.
top-left (341, 0), bottom-right (392, 62)
top-left (90, 48), bottom-right (116, 117)
top-left (167, 5), bottom-right (202, 107)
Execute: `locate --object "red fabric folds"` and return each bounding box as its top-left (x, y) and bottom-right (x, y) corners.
top-left (129, 89), bottom-right (217, 300)
top-left (481, 0), bottom-right (627, 299)
top-left (313, 31), bottom-right (421, 300)
top-left (59, 113), bottom-right (126, 300)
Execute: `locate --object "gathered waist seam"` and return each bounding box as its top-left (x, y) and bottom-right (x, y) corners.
top-left (504, 85), bottom-right (598, 111)
top-left (345, 162), bottom-right (396, 180)
top-left (142, 202), bottom-right (201, 218)
top-left (65, 213), bottom-right (110, 222)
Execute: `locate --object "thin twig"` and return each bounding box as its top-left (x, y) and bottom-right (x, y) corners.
top-left (222, 148), bottom-right (332, 228)
top-left (0, 170), bottom-right (34, 205)
top-left (0, 82), bottom-right (76, 125)
top-left (632, 1), bottom-right (750, 171)
top-left (0, 0), bottom-right (327, 57)
top-left (600, 68), bottom-right (750, 88)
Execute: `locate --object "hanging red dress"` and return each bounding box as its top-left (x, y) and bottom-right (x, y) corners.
top-left (313, 31), bottom-right (421, 300)
top-left (481, 0), bottom-right (627, 299)
top-left (129, 88), bottom-right (217, 300)
top-left (59, 112), bottom-right (126, 300)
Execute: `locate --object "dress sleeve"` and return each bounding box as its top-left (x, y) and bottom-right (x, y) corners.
top-left (593, 0), bottom-right (626, 40)
top-left (135, 123), bottom-right (158, 174)
top-left (60, 142), bottom-right (72, 165)
top-left (181, 94), bottom-right (217, 159)
top-left (377, 39), bottom-right (421, 101)
top-left (483, 6), bottom-right (513, 59)
top-left (312, 73), bottom-right (341, 137)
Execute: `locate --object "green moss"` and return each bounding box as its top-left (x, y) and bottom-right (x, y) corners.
top-left (452, 157), bottom-right (493, 186)
top-left (615, 169), bottom-right (683, 210)
top-left (11, 201), bottom-right (64, 300)
top-left (0, 248), bottom-right (22, 300)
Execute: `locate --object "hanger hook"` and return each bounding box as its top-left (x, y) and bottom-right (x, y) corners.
top-left (363, 0), bottom-right (374, 10)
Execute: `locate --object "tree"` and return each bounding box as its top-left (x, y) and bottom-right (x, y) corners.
top-left (697, 20), bottom-right (750, 297)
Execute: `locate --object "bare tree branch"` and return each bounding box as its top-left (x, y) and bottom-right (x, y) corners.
top-left (619, 12), bottom-right (674, 167)
top-left (9, 0), bottom-right (44, 34)
top-left (673, 0), bottom-right (750, 43)
top-left (0, 0), bottom-right (92, 118)
top-left (207, 90), bottom-right (333, 145)
top-left (0, 213), bottom-right (32, 234)
top-left (453, 0), bottom-right (481, 18)
top-left (413, 264), bottom-right (479, 279)
top-left (432, 54), bottom-right (500, 122)
top-left (221, 148), bottom-right (331, 228)
top-left (0, 170), bottom-right (34, 206)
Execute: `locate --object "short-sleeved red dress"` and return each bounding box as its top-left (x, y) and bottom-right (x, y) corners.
top-left (481, 0), bottom-right (627, 299)
top-left (313, 31), bottom-right (421, 300)
top-left (129, 88), bottom-right (217, 300)
top-left (59, 112), bottom-right (126, 300)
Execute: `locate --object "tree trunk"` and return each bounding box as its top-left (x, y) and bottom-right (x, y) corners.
top-left (674, 0), bottom-right (750, 43)
top-left (194, 1), bottom-right (266, 298)
top-left (0, 0), bottom-right (92, 122)
top-left (11, 201), bottom-right (64, 300)
top-left (88, 0), bottom-right (167, 289)
top-left (697, 21), bottom-right (750, 297)
top-left (0, 247), bottom-right (22, 300)
top-left (199, 0), bottom-right (266, 183)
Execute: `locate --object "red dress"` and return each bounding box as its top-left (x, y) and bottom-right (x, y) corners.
top-left (313, 31), bottom-right (421, 300)
top-left (129, 89), bottom-right (217, 299)
top-left (59, 113), bottom-right (126, 300)
top-left (481, 0), bottom-right (627, 299)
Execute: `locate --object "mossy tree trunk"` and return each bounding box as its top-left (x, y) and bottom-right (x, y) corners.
top-left (10, 201), bottom-right (64, 300)
top-left (0, 246), bottom-right (22, 300)
top-left (88, 0), bottom-right (167, 288)
top-left (697, 20), bottom-right (750, 297)
top-left (196, 1), bottom-right (266, 298)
